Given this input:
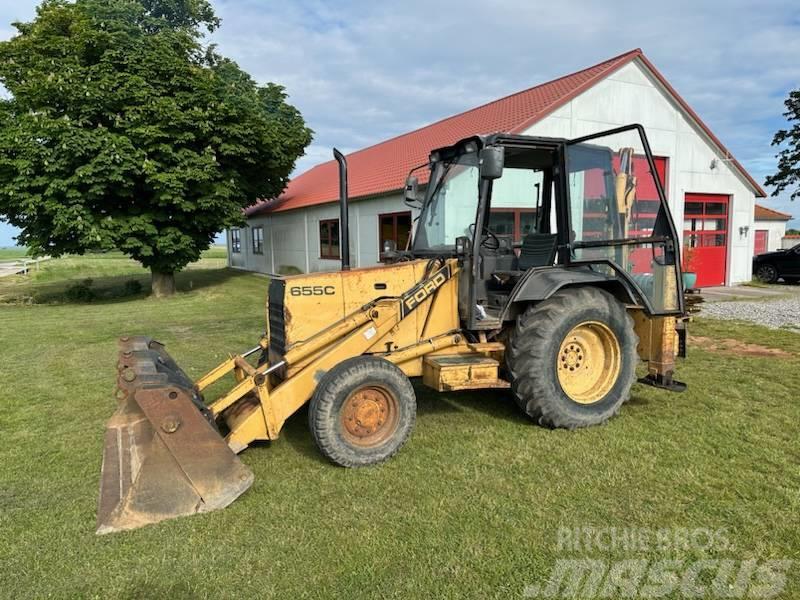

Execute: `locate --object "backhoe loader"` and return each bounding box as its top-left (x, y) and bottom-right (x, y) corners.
top-left (98, 124), bottom-right (688, 534)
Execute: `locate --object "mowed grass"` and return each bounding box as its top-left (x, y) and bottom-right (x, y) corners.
top-left (1, 255), bottom-right (799, 598)
top-left (0, 247), bottom-right (30, 259)
top-left (0, 246), bottom-right (229, 304)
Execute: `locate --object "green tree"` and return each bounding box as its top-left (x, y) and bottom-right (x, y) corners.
top-left (765, 89), bottom-right (800, 203)
top-left (0, 0), bottom-right (311, 296)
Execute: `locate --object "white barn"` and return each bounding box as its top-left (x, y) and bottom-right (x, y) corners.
top-left (229, 48), bottom-right (766, 288)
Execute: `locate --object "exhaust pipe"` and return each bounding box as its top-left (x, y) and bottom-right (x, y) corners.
top-left (333, 148), bottom-right (350, 271)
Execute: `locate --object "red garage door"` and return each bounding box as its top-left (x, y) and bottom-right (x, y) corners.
top-left (684, 194), bottom-right (729, 287)
top-left (754, 230), bottom-right (768, 256)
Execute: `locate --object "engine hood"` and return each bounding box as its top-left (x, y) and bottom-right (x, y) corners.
top-left (753, 249), bottom-right (787, 261)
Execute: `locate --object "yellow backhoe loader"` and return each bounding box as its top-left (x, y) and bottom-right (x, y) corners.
top-left (98, 124), bottom-right (688, 534)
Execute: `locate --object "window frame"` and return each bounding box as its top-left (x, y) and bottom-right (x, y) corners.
top-left (251, 226), bottom-right (264, 255)
top-left (488, 207), bottom-right (537, 242)
top-left (230, 228), bottom-right (241, 254)
top-left (378, 211), bottom-right (413, 253)
top-left (319, 218), bottom-right (341, 260)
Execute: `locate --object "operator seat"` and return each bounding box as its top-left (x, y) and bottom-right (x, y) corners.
top-left (488, 233), bottom-right (558, 295)
top-left (516, 233), bottom-right (558, 270)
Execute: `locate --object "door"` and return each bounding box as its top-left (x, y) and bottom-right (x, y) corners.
top-left (229, 228), bottom-right (245, 268)
top-left (683, 194), bottom-right (728, 287)
top-left (566, 125), bottom-right (683, 315)
top-left (754, 230), bottom-right (768, 256)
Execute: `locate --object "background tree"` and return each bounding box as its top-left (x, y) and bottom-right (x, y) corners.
top-left (0, 0), bottom-right (312, 296)
top-left (765, 89), bottom-right (800, 202)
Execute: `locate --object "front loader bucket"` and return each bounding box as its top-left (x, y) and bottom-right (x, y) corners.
top-left (97, 336), bottom-right (253, 534)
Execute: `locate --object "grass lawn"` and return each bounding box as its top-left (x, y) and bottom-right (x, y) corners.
top-left (1, 256), bottom-right (798, 598)
top-left (0, 247), bottom-right (228, 304)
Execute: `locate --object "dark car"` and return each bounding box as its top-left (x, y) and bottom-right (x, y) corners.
top-left (753, 243), bottom-right (800, 283)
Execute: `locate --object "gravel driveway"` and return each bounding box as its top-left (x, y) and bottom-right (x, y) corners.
top-left (700, 285), bottom-right (800, 330)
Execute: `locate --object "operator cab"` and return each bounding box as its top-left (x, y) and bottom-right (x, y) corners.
top-left (406, 125), bottom-right (684, 330)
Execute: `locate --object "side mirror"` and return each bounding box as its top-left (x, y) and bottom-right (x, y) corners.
top-left (404, 176), bottom-right (419, 205)
top-left (479, 146), bottom-right (504, 180)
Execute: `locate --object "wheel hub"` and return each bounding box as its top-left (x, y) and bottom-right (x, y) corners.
top-left (556, 321), bottom-right (621, 404)
top-left (340, 386), bottom-right (398, 447)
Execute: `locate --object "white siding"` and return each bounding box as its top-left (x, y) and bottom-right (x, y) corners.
top-left (523, 59), bottom-right (760, 285)
top-left (233, 193), bottom-right (420, 274)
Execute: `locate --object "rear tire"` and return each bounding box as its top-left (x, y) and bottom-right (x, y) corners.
top-left (506, 287), bottom-right (638, 429)
top-left (309, 356), bottom-right (416, 467)
top-left (755, 264), bottom-right (778, 283)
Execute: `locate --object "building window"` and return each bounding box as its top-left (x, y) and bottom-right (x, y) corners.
top-left (252, 226), bottom-right (264, 254)
top-left (487, 209), bottom-right (537, 242)
top-left (319, 219), bottom-right (340, 259)
top-left (379, 212), bottom-right (412, 255)
top-left (231, 228), bottom-right (241, 253)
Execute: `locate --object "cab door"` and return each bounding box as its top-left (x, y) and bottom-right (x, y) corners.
top-left (564, 125), bottom-right (684, 315)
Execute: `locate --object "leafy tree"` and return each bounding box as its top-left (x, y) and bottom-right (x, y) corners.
top-left (0, 0), bottom-right (311, 296)
top-left (765, 89), bottom-right (800, 203)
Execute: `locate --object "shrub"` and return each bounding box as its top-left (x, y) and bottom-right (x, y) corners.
top-left (64, 279), bottom-right (96, 302)
top-left (122, 280), bottom-right (143, 296)
top-left (277, 265), bottom-right (303, 275)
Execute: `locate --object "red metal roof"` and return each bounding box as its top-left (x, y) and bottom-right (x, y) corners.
top-left (248, 48), bottom-right (765, 216)
top-left (754, 203), bottom-right (792, 221)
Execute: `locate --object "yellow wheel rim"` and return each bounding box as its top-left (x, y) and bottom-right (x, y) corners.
top-left (556, 321), bottom-right (621, 404)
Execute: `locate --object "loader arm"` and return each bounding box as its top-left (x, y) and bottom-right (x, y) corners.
top-left (201, 260), bottom-right (461, 450)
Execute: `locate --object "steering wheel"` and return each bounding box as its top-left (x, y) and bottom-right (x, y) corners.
top-left (467, 224), bottom-right (501, 250)
top-left (481, 228), bottom-right (500, 250)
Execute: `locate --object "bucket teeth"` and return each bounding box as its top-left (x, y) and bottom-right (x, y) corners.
top-left (97, 336), bottom-right (253, 534)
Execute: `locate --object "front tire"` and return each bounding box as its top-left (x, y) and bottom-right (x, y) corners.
top-left (309, 356), bottom-right (416, 467)
top-left (755, 263), bottom-right (778, 283)
top-left (506, 287), bottom-right (638, 429)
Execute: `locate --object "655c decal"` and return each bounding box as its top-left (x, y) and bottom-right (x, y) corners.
top-left (290, 285), bottom-right (336, 297)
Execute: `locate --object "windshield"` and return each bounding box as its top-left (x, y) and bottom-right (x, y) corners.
top-left (413, 152), bottom-right (480, 252)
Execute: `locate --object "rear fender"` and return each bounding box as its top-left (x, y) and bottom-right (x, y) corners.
top-left (499, 266), bottom-right (644, 321)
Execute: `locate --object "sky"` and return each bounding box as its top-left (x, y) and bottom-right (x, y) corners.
top-left (1, 0), bottom-right (799, 246)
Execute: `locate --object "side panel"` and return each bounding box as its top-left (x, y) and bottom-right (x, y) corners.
top-left (274, 260), bottom-right (459, 361)
top-left (274, 270), bottom-right (346, 351)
